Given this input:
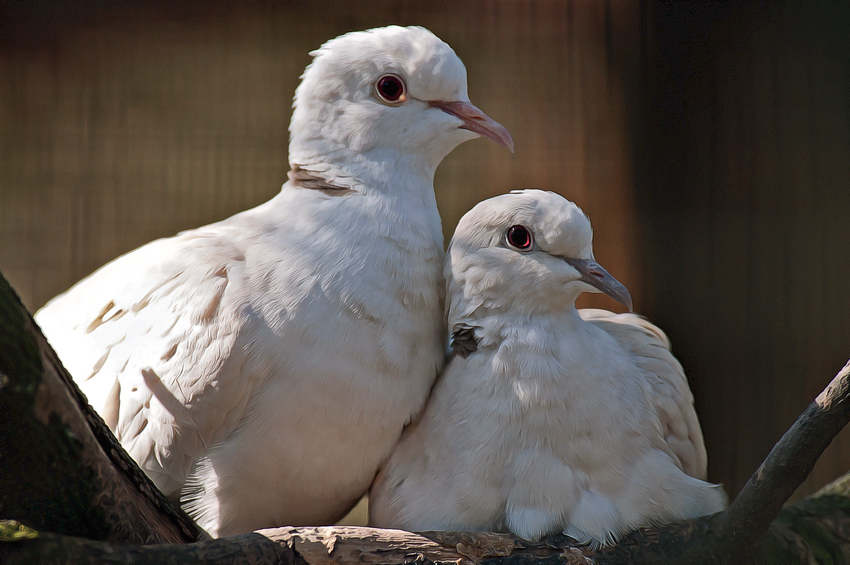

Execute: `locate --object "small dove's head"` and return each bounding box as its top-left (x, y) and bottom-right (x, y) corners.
top-left (446, 190), bottom-right (632, 323)
top-left (289, 26), bottom-right (512, 179)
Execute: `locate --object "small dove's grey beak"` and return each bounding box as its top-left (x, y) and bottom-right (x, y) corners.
top-left (564, 257), bottom-right (634, 312)
top-left (430, 100), bottom-right (514, 152)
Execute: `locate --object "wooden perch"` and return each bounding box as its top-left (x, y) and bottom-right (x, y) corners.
top-left (1, 266), bottom-right (850, 564)
top-left (0, 272), bottom-right (202, 544)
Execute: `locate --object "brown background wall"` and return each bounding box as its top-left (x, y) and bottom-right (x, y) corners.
top-left (1, 0), bottom-right (848, 509)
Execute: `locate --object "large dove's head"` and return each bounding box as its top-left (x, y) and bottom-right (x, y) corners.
top-left (446, 190), bottom-right (632, 324)
top-left (288, 26), bottom-right (512, 184)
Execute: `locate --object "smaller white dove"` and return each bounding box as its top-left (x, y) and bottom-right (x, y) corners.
top-left (369, 189), bottom-right (726, 547)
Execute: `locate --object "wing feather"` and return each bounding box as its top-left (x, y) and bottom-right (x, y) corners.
top-left (35, 227), bottom-right (262, 496)
top-left (578, 308), bottom-right (709, 480)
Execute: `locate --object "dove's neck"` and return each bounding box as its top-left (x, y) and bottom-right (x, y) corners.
top-left (284, 143), bottom-right (446, 255)
top-left (289, 145), bottom-right (441, 192)
top-left (447, 273), bottom-right (586, 336)
top-left (457, 306), bottom-right (586, 354)
top-left (288, 145), bottom-right (445, 246)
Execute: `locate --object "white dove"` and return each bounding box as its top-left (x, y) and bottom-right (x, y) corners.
top-left (34, 26), bottom-right (513, 537)
top-left (370, 190), bottom-right (726, 547)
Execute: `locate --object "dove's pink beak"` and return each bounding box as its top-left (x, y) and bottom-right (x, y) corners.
top-left (431, 101), bottom-right (514, 152)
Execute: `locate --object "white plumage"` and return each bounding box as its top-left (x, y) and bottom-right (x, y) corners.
top-left (370, 190), bottom-right (726, 547)
top-left (34, 26), bottom-right (512, 537)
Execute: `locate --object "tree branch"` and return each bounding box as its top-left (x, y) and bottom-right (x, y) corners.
top-left (703, 359), bottom-right (850, 562)
top-left (0, 271), bottom-right (202, 544)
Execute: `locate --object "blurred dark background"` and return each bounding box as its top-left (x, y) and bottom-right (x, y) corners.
top-left (1, 0), bottom-right (848, 512)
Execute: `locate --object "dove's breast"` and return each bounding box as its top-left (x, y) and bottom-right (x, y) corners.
top-left (182, 187), bottom-right (447, 536)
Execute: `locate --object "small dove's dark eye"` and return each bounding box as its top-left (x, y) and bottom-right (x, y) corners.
top-left (506, 225), bottom-right (533, 250)
top-left (376, 74), bottom-right (406, 104)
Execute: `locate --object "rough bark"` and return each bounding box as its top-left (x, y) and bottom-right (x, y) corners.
top-left (699, 358), bottom-right (850, 563)
top-left (3, 486), bottom-right (850, 565)
top-left (2, 262), bottom-right (850, 563)
top-left (0, 271), bottom-right (202, 544)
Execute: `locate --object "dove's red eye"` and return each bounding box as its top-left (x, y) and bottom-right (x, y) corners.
top-left (506, 225), bottom-right (533, 250)
top-left (376, 74), bottom-right (406, 104)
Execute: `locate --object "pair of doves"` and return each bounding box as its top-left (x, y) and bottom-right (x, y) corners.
top-left (35, 26), bottom-right (725, 546)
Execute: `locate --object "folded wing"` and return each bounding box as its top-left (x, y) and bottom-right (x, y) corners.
top-left (35, 226), bottom-right (263, 497)
top-left (578, 308), bottom-right (709, 480)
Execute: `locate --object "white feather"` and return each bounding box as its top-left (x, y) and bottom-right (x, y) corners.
top-left (35, 25), bottom-right (509, 537)
top-left (370, 190), bottom-right (726, 547)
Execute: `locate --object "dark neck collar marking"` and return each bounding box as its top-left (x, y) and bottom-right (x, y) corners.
top-left (450, 323), bottom-right (479, 358)
top-left (288, 165), bottom-right (355, 195)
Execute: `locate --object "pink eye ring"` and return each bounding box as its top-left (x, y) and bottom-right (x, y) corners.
top-left (506, 225), bottom-right (533, 250)
top-left (376, 74), bottom-right (406, 104)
